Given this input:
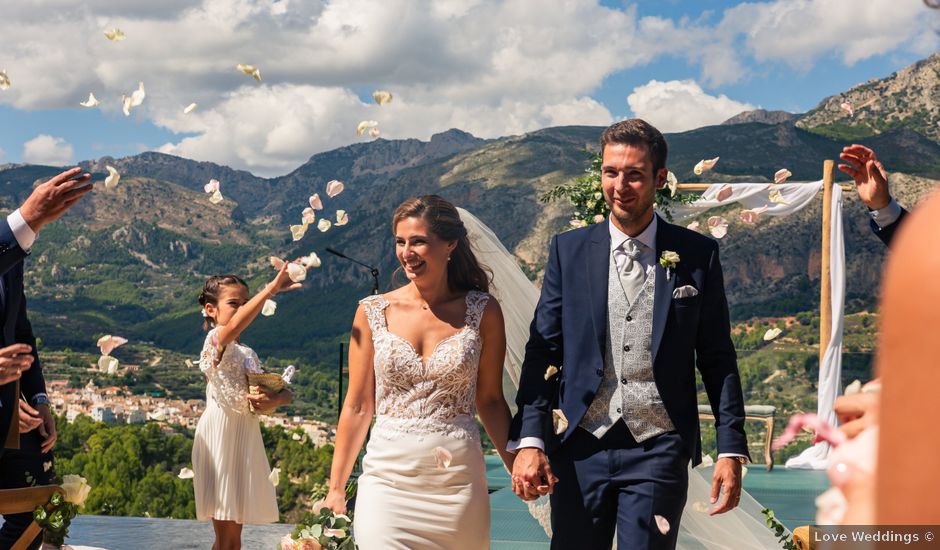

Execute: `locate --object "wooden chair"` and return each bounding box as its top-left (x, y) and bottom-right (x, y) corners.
top-left (0, 485), bottom-right (63, 550)
top-left (698, 404), bottom-right (777, 470)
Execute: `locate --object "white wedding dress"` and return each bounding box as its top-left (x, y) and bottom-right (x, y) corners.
top-left (353, 291), bottom-right (491, 549)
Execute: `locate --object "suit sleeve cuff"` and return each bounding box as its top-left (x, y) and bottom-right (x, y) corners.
top-left (507, 437), bottom-right (545, 454)
top-left (717, 452), bottom-right (749, 463)
top-left (7, 209), bottom-right (37, 251)
top-left (869, 197), bottom-right (902, 229)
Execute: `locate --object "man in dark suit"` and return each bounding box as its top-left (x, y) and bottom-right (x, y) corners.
top-left (509, 120), bottom-right (748, 549)
top-left (838, 144), bottom-right (907, 246)
top-left (0, 166), bottom-right (92, 550)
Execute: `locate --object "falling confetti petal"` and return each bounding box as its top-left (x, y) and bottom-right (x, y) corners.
top-left (262, 299), bottom-right (277, 317)
top-left (185, 359), bottom-right (194, 368)
top-left (774, 168), bottom-right (792, 185)
top-left (372, 90), bottom-right (393, 105)
top-left (104, 28), bottom-right (126, 42)
top-left (742, 465), bottom-right (748, 478)
top-left (692, 501), bottom-right (710, 513)
top-left (844, 379), bottom-right (862, 396)
top-left (290, 223), bottom-right (309, 241)
top-left (369, 127), bottom-right (381, 139)
top-left (665, 171), bottom-right (678, 197)
top-left (716, 183), bottom-right (733, 202)
top-left (268, 467), bottom-right (280, 486)
top-left (43, 461), bottom-right (52, 472)
top-left (236, 64), bottom-right (262, 82)
top-left (707, 216), bottom-right (728, 239)
top-left (97, 334), bottom-right (128, 356)
top-left (98, 355), bottom-right (119, 374)
top-left (300, 252), bottom-right (321, 268)
top-left (544, 365), bottom-right (559, 380)
top-left (292, 433), bottom-right (302, 441)
top-left (326, 180), bottom-right (344, 198)
top-left (552, 408), bottom-right (568, 435)
top-left (209, 190), bottom-right (223, 204)
top-left (122, 95), bottom-right (132, 116)
top-left (840, 102), bottom-right (854, 117)
top-left (80, 93), bottom-right (100, 108)
top-left (687, 221), bottom-right (700, 232)
top-left (433, 446), bottom-right (453, 469)
top-left (768, 187), bottom-right (789, 205)
top-left (356, 120), bottom-right (378, 137)
top-left (178, 468), bottom-right (195, 479)
top-left (270, 256), bottom-right (286, 270)
top-left (286, 262), bottom-right (307, 283)
top-left (204, 179), bottom-right (220, 193)
top-left (763, 327), bottom-right (783, 341)
top-left (0, 71), bottom-right (10, 91)
top-left (772, 412), bottom-right (846, 451)
top-left (317, 219), bottom-right (332, 232)
top-left (308, 194), bottom-right (323, 210)
top-left (739, 205), bottom-right (769, 225)
top-left (301, 207), bottom-right (316, 225)
top-left (654, 515), bottom-right (670, 535)
top-left (693, 157), bottom-right (719, 176)
top-left (335, 210), bottom-right (349, 226)
top-left (130, 82), bottom-right (146, 107)
top-left (184, 103), bottom-right (198, 114)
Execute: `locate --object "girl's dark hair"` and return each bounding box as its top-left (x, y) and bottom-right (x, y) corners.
top-left (392, 195), bottom-right (491, 293)
top-left (198, 274), bottom-right (249, 330)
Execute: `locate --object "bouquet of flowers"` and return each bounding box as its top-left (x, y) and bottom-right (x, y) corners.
top-left (35, 474), bottom-right (92, 549)
top-left (280, 480), bottom-right (356, 550)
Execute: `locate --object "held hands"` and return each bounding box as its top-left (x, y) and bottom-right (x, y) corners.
top-left (20, 167), bottom-right (94, 232)
top-left (0, 343), bottom-right (33, 384)
top-left (709, 457), bottom-right (742, 515)
top-left (837, 144), bottom-right (890, 210)
top-left (511, 448), bottom-right (558, 501)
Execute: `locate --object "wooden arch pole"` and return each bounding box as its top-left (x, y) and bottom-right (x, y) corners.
top-left (820, 160), bottom-right (835, 365)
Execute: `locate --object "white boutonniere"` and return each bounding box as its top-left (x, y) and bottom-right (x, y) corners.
top-left (659, 250), bottom-right (680, 280)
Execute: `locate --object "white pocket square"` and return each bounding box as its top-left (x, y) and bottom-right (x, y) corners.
top-left (673, 285), bottom-right (699, 299)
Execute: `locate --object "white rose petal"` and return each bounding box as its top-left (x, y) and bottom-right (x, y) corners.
top-left (844, 379), bottom-right (862, 396)
top-left (270, 256), bottom-right (286, 270)
top-left (97, 334), bottom-right (129, 356)
top-left (716, 183), bottom-right (733, 202)
top-left (693, 156), bottom-right (719, 176)
top-left (104, 28), bottom-right (126, 41)
top-left (261, 299), bottom-right (277, 317)
top-left (236, 64), bottom-right (262, 82)
top-left (130, 82), bottom-right (146, 107)
top-left (433, 446), bottom-right (453, 469)
top-left (774, 168), bottom-right (792, 185)
top-left (184, 103), bottom-right (198, 114)
top-left (290, 223), bottom-right (309, 241)
top-left (654, 515), bottom-right (670, 535)
top-left (204, 179), bottom-right (220, 194)
top-left (840, 102), bottom-right (854, 117)
top-left (815, 487), bottom-right (847, 525)
top-left (301, 207), bottom-right (316, 225)
top-left (300, 253), bottom-right (321, 268)
top-left (80, 93), bottom-right (100, 108)
top-left (369, 127), bottom-right (381, 139)
top-left (707, 216), bottom-right (728, 239)
top-left (356, 120), bottom-right (378, 137)
top-left (665, 171), bottom-right (678, 197)
top-left (552, 409), bottom-right (568, 435)
top-left (742, 465), bottom-right (748, 479)
top-left (287, 262), bottom-right (307, 283)
top-left (268, 467), bottom-right (280, 486)
top-left (544, 365), bottom-right (559, 381)
top-left (335, 210), bottom-right (349, 226)
top-left (122, 95), bottom-right (133, 116)
top-left (763, 327), bottom-right (783, 341)
top-left (209, 190), bottom-right (223, 204)
top-left (98, 355), bottom-right (120, 374)
top-left (184, 359), bottom-right (194, 368)
top-left (43, 461), bottom-right (52, 472)
top-left (739, 205), bottom-right (769, 225)
top-left (687, 221), bottom-right (700, 232)
top-left (292, 433), bottom-right (302, 441)
top-left (768, 187), bottom-right (789, 205)
top-left (317, 219), bottom-right (332, 232)
top-left (326, 180), bottom-right (344, 198)
top-left (178, 468), bottom-right (195, 479)
top-left (0, 70), bottom-right (10, 90)
top-left (372, 90), bottom-right (393, 105)
top-left (308, 194), bottom-right (323, 210)
top-left (104, 165), bottom-right (121, 189)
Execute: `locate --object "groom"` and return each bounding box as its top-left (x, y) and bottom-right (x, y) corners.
top-left (509, 119), bottom-right (749, 549)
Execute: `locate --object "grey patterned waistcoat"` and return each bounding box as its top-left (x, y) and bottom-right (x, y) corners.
top-left (579, 253), bottom-right (676, 441)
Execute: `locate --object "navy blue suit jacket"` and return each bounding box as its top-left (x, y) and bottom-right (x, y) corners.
top-left (870, 207), bottom-right (908, 247)
top-left (510, 215), bottom-right (749, 464)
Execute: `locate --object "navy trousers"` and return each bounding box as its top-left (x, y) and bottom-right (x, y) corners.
top-left (548, 422), bottom-right (690, 550)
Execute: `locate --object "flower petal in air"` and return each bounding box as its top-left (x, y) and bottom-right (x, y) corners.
top-left (236, 64), bottom-right (262, 82)
top-left (0, 70), bottom-right (10, 90)
top-left (178, 468), bottom-right (195, 479)
top-left (270, 256), bottom-right (286, 270)
top-left (335, 210), bottom-right (349, 226)
top-left (130, 82), bottom-right (146, 107)
top-left (369, 127), bottom-right (381, 139)
top-left (772, 412), bottom-right (846, 451)
top-left (739, 205), bottom-right (769, 225)
top-left (317, 219), bottom-right (332, 232)
top-left (693, 157), bottom-right (719, 176)
top-left (433, 446), bottom-right (453, 469)
top-left (185, 359), bottom-right (194, 368)
top-left (301, 207), bottom-right (316, 225)
top-left (716, 183), bottom-right (733, 202)
top-left (308, 194), bottom-right (323, 210)
top-left (356, 120), bottom-right (378, 137)
top-left (768, 187), bottom-right (789, 205)
top-left (774, 168), bottom-right (792, 185)
top-left (287, 262), bottom-right (307, 283)
top-left (326, 180), bottom-right (344, 198)
top-left (840, 102), bottom-right (854, 117)
top-left (654, 515), bottom-right (670, 535)
top-left (665, 171), bottom-right (678, 197)
top-left (122, 95), bottom-right (132, 116)
top-left (209, 191), bottom-right (223, 204)
top-left (844, 379), bottom-right (862, 396)
top-left (707, 216), bottom-right (728, 239)
top-left (372, 90), bottom-right (393, 105)
top-left (204, 179), bottom-right (220, 194)
top-left (184, 103), bottom-right (198, 114)
top-left (262, 299), bottom-right (277, 317)
top-left (268, 467), bottom-right (280, 486)
top-left (98, 355), bottom-right (119, 374)
top-left (290, 223), bottom-right (309, 241)
top-left (687, 221), bottom-right (700, 232)
top-left (104, 28), bottom-right (126, 41)
top-left (97, 334), bottom-right (129, 356)
top-left (300, 252), bottom-right (321, 268)
top-left (43, 461), bottom-right (52, 472)
top-left (544, 365), bottom-right (559, 380)
top-left (292, 433), bottom-right (302, 441)
top-left (763, 327), bottom-right (783, 341)
top-left (80, 93), bottom-right (100, 108)
top-left (552, 409), bottom-right (568, 435)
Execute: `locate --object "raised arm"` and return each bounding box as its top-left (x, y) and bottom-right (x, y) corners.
top-left (474, 299), bottom-right (514, 470)
top-left (324, 304), bottom-right (376, 514)
top-left (215, 261), bottom-right (302, 350)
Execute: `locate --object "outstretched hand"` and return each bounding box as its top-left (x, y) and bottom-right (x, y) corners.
top-left (838, 144), bottom-right (890, 210)
top-left (268, 260), bottom-right (304, 295)
top-left (20, 167), bottom-right (94, 232)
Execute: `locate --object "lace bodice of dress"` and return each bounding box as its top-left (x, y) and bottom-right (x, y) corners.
top-left (199, 327), bottom-right (264, 415)
top-left (361, 290), bottom-right (490, 440)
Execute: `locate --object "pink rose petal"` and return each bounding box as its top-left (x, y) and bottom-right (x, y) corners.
top-left (772, 413), bottom-right (847, 451)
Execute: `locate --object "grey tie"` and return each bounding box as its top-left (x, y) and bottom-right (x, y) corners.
top-left (617, 238), bottom-right (646, 305)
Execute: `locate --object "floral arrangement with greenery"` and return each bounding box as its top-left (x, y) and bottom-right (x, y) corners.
top-left (280, 480), bottom-right (357, 550)
top-left (34, 474), bottom-right (91, 548)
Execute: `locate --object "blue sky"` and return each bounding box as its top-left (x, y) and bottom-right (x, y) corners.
top-left (0, 0), bottom-right (936, 176)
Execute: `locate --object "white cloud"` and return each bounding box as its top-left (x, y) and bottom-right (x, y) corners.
top-left (22, 135), bottom-right (74, 165)
top-left (627, 80), bottom-right (754, 133)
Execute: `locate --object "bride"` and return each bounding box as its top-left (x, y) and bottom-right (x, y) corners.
top-left (323, 195), bottom-right (514, 549)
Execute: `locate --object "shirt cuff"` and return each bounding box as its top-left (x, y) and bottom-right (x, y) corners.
top-left (869, 197), bottom-right (902, 229)
top-left (7, 209), bottom-right (37, 251)
top-left (717, 452), bottom-right (749, 463)
top-left (507, 437), bottom-right (545, 453)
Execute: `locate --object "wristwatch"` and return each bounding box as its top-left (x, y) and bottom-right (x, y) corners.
top-left (32, 394), bottom-right (50, 406)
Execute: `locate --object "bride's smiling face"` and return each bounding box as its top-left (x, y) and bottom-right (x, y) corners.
top-left (395, 216), bottom-right (457, 283)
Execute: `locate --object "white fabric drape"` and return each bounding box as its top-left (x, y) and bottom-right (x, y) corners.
top-left (665, 181), bottom-right (844, 470)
